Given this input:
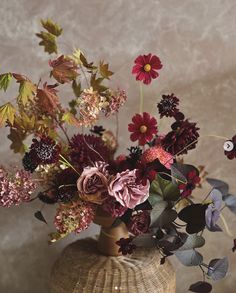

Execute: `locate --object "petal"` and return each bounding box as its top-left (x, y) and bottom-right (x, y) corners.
top-left (143, 53), bottom-right (152, 64)
top-left (134, 55), bottom-right (145, 65)
top-left (143, 73), bottom-right (152, 84)
top-left (150, 55), bottom-right (163, 69)
top-left (142, 112), bottom-right (151, 124)
top-left (128, 123), bottom-right (137, 132)
top-left (130, 132), bottom-right (139, 142)
top-left (138, 135), bottom-right (147, 146)
top-left (132, 64), bottom-right (142, 74)
top-left (150, 69), bottom-right (159, 79)
top-left (136, 71), bottom-right (146, 81)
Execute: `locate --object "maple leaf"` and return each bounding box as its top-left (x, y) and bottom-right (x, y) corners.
top-left (68, 48), bottom-right (83, 65)
top-left (7, 128), bottom-right (27, 154)
top-left (36, 31), bottom-right (57, 54)
top-left (0, 102), bottom-right (16, 126)
top-left (41, 19), bottom-right (63, 37)
top-left (99, 61), bottom-right (113, 79)
top-left (37, 83), bottom-right (60, 114)
top-left (90, 73), bottom-right (108, 93)
top-left (0, 73), bottom-right (12, 92)
top-left (49, 55), bottom-right (79, 84)
top-left (17, 80), bottom-right (36, 106)
top-left (62, 111), bottom-right (81, 127)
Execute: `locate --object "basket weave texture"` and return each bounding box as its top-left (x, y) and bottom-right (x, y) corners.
top-left (50, 238), bottom-right (176, 293)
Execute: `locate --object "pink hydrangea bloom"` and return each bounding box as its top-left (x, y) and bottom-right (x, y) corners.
top-left (0, 167), bottom-right (37, 207)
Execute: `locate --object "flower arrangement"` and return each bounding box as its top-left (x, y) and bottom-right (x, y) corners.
top-left (0, 19), bottom-right (236, 292)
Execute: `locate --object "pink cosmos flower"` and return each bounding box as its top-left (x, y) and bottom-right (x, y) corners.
top-left (108, 169), bottom-right (149, 209)
top-left (132, 53), bottom-right (162, 85)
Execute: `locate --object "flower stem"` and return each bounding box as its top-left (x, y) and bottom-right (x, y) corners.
top-left (139, 82), bottom-right (144, 113)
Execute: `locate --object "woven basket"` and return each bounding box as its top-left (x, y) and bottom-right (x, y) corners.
top-left (50, 237), bottom-right (176, 293)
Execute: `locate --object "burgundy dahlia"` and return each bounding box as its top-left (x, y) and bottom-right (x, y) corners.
top-left (69, 134), bottom-right (110, 169)
top-left (224, 136), bottom-right (236, 160)
top-left (162, 119), bottom-right (200, 155)
top-left (157, 94), bottom-right (179, 118)
top-left (127, 210), bottom-right (151, 236)
top-left (116, 237), bottom-right (136, 255)
top-left (28, 136), bottom-right (61, 165)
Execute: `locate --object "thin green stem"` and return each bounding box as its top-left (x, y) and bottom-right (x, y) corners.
top-left (59, 155), bottom-right (80, 175)
top-left (139, 82), bottom-right (144, 113)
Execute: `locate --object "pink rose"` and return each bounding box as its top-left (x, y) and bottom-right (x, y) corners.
top-left (108, 169), bottom-right (150, 209)
top-left (77, 166), bottom-right (108, 204)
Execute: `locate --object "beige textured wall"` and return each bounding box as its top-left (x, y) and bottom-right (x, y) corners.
top-left (0, 0), bottom-right (236, 292)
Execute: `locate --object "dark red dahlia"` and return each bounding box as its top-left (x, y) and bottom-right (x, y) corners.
top-left (116, 237), bottom-right (136, 255)
top-left (178, 170), bottom-right (200, 197)
top-left (128, 112), bottom-right (158, 146)
top-left (162, 119), bottom-right (200, 155)
top-left (69, 134), bottom-right (111, 169)
top-left (224, 136), bottom-right (236, 160)
top-left (132, 54), bottom-right (162, 85)
top-left (157, 94), bottom-right (179, 118)
top-left (127, 210), bottom-right (151, 236)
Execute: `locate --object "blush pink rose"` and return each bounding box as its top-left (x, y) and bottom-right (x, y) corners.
top-left (108, 169), bottom-right (150, 209)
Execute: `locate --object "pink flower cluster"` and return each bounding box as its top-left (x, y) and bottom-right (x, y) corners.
top-left (54, 201), bottom-right (96, 234)
top-left (0, 167), bottom-right (37, 207)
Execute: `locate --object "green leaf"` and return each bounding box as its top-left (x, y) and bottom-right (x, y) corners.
top-left (72, 80), bottom-right (82, 97)
top-left (0, 102), bottom-right (16, 126)
top-left (7, 128), bottom-right (27, 154)
top-left (62, 111), bottom-right (81, 127)
top-left (17, 80), bottom-right (36, 106)
top-left (34, 211), bottom-right (47, 224)
top-left (41, 19), bottom-right (63, 37)
top-left (0, 73), bottom-right (12, 92)
top-left (150, 174), bottom-right (180, 201)
top-left (36, 31), bottom-right (57, 54)
top-left (177, 234), bottom-right (205, 251)
top-left (175, 249), bottom-right (203, 266)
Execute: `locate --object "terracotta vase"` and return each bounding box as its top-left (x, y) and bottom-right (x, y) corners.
top-left (93, 207), bottom-right (129, 256)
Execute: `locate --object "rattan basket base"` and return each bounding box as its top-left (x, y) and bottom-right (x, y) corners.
top-left (50, 238), bottom-right (176, 293)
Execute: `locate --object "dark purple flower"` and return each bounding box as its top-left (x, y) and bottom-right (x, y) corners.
top-left (127, 210), bottom-right (151, 235)
top-left (157, 94), bottom-right (179, 118)
top-left (162, 119), bottom-right (200, 155)
top-left (224, 136), bottom-right (236, 160)
top-left (205, 189), bottom-right (222, 231)
top-left (29, 136), bottom-right (61, 165)
top-left (116, 237), bottom-right (136, 255)
top-left (22, 152), bottom-right (39, 172)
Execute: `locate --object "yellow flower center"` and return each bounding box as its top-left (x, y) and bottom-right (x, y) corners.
top-left (140, 125), bottom-right (147, 133)
top-left (144, 64), bottom-right (151, 72)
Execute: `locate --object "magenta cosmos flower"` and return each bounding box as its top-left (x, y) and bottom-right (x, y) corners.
top-left (132, 53), bottom-right (163, 85)
top-left (128, 112), bottom-right (158, 146)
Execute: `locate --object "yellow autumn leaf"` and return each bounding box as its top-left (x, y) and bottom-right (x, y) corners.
top-left (0, 102), bottom-right (16, 126)
top-left (67, 48), bottom-right (83, 65)
top-left (17, 80), bottom-right (36, 106)
top-left (62, 111), bottom-right (81, 127)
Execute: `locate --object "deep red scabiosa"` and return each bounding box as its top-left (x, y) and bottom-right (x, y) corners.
top-left (157, 94), bottom-right (179, 118)
top-left (128, 112), bottom-right (158, 146)
top-left (224, 136), bottom-right (236, 160)
top-left (127, 211), bottom-right (151, 236)
top-left (30, 136), bottom-right (61, 165)
top-left (116, 237), bottom-right (136, 255)
top-left (132, 53), bottom-right (162, 85)
top-left (178, 170), bottom-right (200, 197)
top-left (162, 119), bottom-right (200, 155)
